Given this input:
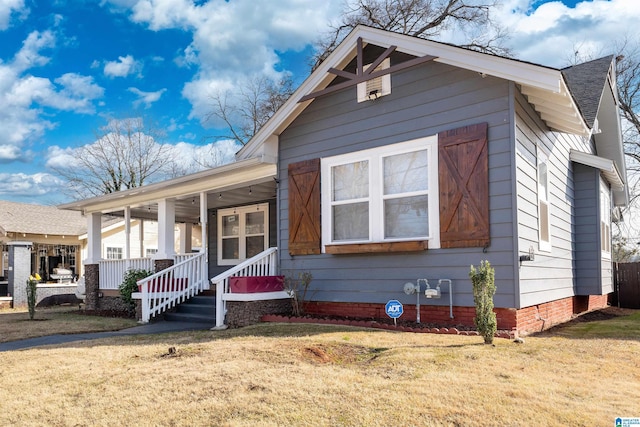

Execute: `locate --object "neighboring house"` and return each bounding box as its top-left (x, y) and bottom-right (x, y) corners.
top-left (0, 201), bottom-right (86, 283)
top-left (60, 26), bottom-right (627, 335)
top-left (0, 200), bottom-right (197, 306)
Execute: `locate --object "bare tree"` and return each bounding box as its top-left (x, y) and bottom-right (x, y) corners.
top-left (312, 0), bottom-right (511, 68)
top-left (53, 117), bottom-right (174, 199)
top-left (205, 75), bottom-right (295, 146)
top-left (617, 46), bottom-right (640, 181)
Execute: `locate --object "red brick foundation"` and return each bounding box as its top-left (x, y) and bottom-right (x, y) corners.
top-left (302, 294), bottom-right (610, 336)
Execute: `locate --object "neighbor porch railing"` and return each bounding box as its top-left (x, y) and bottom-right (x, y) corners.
top-left (99, 258), bottom-right (155, 290)
top-left (135, 252), bottom-right (208, 323)
top-left (211, 247), bottom-right (278, 329)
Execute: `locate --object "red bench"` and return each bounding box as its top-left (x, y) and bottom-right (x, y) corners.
top-left (229, 276), bottom-right (284, 293)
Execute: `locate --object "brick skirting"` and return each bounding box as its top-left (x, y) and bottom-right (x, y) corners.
top-left (302, 294), bottom-right (610, 336)
top-left (226, 299), bottom-right (292, 328)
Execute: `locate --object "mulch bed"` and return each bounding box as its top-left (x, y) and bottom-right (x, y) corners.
top-left (262, 306), bottom-right (638, 340)
top-left (261, 313), bottom-right (516, 339)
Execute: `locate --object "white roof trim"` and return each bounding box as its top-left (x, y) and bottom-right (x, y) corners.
top-left (239, 26), bottom-right (591, 159)
top-left (569, 149), bottom-right (625, 191)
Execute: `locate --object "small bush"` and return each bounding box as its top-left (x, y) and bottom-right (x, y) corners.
top-left (284, 272), bottom-right (313, 316)
top-left (26, 273), bottom-right (41, 320)
top-left (469, 260), bottom-right (497, 344)
top-left (119, 268), bottom-right (153, 309)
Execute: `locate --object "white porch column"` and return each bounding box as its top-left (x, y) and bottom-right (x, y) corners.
top-left (124, 206), bottom-right (131, 264)
top-left (156, 199), bottom-right (176, 259)
top-left (85, 212), bottom-right (102, 265)
top-left (200, 191), bottom-right (208, 254)
top-left (139, 219), bottom-right (145, 257)
top-left (178, 223), bottom-right (192, 254)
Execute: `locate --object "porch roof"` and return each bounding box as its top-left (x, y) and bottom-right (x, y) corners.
top-left (58, 155), bottom-right (277, 220)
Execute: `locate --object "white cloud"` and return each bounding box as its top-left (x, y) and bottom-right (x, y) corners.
top-left (497, 0), bottom-right (640, 67)
top-left (163, 139), bottom-right (239, 175)
top-left (45, 145), bottom-right (79, 170)
top-left (0, 144), bottom-right (23, 161)
top-left (106, 0), bottom-right (341, 124)
top-left (0, 0), bottom-right (27, 30)
top-left (0, 172), bottom-right (65, 198)
top-left (128, 86), bottom-right (167, 108)
top-left (0, 31), bottom-right (105, 160)
top-left (103, 54), bottom-right (141, 78)
top-left (11, 30), bottom-right (55, 72)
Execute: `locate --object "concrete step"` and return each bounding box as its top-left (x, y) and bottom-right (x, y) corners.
top-left (164, 311), bottom-right (216, 324)
top-left (163, 294), bottom-right (216, 324)
top-left (177, 302), bottom-right (215, 316)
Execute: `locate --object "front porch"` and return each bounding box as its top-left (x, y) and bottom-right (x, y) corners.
top-left (59, 156), bottom-right (288, 327)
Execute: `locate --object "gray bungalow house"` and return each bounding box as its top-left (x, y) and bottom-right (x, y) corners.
top-left (60, 26), bottom-right (627, 335)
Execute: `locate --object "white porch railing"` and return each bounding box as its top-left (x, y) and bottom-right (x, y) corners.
top-left (211, 247), bottom-right (278, 329)
top-left (99, 258), bottom-right (154, 290)
top-left (136, 252), bottom-right (208, 323)
top-left (174, 253), bottom-right (200, 264)
top-left (98, 254), bottom-right (201, 290)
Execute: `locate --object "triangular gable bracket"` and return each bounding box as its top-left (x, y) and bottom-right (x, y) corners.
top-left (299, 37), bottom-right (437, 102)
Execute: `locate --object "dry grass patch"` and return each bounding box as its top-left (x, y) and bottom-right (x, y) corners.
top-left (0, 315), bottom-right (639, 426)
top-left (0, 306), bottom-right (137, 343)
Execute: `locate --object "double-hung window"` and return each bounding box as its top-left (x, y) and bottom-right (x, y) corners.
top-left (600, 183), bottom-right (611, 256)
top-left (106, 246), bottom-right (123, 260)
top-left (537, 151), bottom-right (551, 252)
top-left (321, 136), bottom-right (439, 250)
top-left (217, 203), bottom-right (268, 265)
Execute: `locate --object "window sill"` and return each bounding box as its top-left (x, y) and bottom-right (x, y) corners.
top-left (325, 240), bottom-right (428, 254)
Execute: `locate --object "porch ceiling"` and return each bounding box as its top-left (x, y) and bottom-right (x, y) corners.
top-left (123, 179), bottom-right (277, 222)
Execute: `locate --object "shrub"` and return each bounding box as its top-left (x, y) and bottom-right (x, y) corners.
top-left (119, 268), bottom-right (153, 309)
top-left (26, 273), bottom-right (41, 320)
top-left (283, 271), bottom-right (313, 316)
top-left (469, 260), bottom-right (497, 344)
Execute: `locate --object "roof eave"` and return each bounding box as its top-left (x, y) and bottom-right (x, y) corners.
top-left (239, 26), bottom-right (591, 159)
top-left (58, 156), bottom-right (276, 214)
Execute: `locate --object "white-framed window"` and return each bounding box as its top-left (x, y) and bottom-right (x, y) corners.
top-left (321, 136), bottom-right (439, 249)
top-left (105, 246), bottom-right (123, 260)
top-left (217, 203), bottom-right (269, 265)
top-left (537, 150), bottom-right (551, 252)
top-left (600, 182), bottom-right (611, 256)
top-left (357, 58), bottom-right (391, 102)
top-left (145, 248), bottom-right (158, 257)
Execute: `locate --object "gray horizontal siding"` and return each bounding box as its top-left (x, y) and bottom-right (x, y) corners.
top-left (515, 88), bottom-right (601, 307)
top-left (279, 61), bottom-right (517, 309)
top-left (574, 163), bottom-right (600, 294)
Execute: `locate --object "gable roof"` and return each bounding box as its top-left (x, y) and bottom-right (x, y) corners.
top-left (239, 25), bottom-right (595, 160)
top-left (0, 200), bottom-right (87, 237)
top-left (562, 55), bottom-right (615, 128)
top-left (238, 25), bottom-right (626, 206)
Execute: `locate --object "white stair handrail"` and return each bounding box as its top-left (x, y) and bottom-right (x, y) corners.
top-left (137, 252), bottom-right (207, 323)
top-left (211, 247), bottom-right (278, 329)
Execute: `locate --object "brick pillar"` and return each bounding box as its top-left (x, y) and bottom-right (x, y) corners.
top-left (8, 242), bottom-right (32, 307)
top-left (84, 263), bottom-right (99, 311)
top-left (154, 259), bottom-right (174, 272)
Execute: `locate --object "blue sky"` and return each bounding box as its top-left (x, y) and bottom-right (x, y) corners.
top-left (0, 0), bottom-right (636, 205)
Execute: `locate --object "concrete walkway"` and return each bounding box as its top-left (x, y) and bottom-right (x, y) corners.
top-left (0, 321), bottom-right (214, 352)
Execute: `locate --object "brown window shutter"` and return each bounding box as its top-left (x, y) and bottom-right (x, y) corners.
top-left (438, 123), bottom-right (490, 249)
top-left (288, 158), bottom-right (321, 255)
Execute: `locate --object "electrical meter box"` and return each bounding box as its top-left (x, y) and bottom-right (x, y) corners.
top-left (425, 287), bottom-right (441, 299)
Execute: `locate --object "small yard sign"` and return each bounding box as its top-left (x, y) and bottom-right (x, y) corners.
top-left (385, 299), bottom-right (403, 321)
